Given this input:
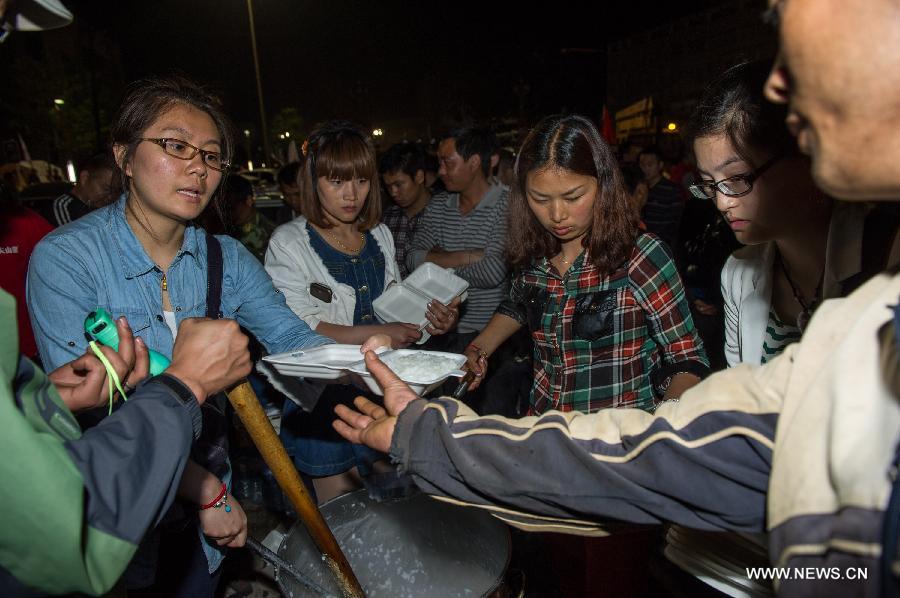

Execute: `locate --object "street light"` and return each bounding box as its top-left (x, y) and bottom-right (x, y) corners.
top-left (246, 0), bottom-right (271, 165)
top-left (372, 128), bottom-right (384, 137)
top-left (53, 98), bottom-right (65, 106)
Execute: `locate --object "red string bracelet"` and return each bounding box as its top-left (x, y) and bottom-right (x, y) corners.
top-left (200, 483), bottom-right (227, 510)
top-left (465, 343), bottom-right (488, 360)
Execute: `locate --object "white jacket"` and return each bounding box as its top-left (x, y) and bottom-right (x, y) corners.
top-left (260, 216), bottom-right (400, 410)
top-left (720, 202), bottom-right (869, 366)
top-left (264, 215), bottom-right (401, 329)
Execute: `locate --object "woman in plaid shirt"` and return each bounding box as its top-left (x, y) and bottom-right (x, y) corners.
top-left (464, 115), bottom-right (709, 415)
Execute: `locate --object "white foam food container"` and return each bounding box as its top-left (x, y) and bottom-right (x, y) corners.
top-left (373, 262), bottom-right (469, 344)
top-left (261, 345), bottom-right (466, 397)
top-left (262, 344), bottom-right (377, 380)
top-left (347, 349), bottom-right (468, 396)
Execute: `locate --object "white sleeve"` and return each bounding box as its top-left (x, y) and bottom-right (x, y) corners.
top-left (264, 226), bottom-right (323, 331)
top-left (721, 256), bottom-right (741, 368)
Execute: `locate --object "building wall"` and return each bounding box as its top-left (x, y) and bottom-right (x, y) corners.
top-left (607, 0), bottom-right (777, 134)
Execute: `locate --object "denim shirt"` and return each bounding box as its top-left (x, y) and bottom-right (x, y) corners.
top-left (28, 195), bottom-right (330, 371)
top-left (26, 195), bottom-right (331, 574)
top-left (306, 223), bottom-right (386, 325)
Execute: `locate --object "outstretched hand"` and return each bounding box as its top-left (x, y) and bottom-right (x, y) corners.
top-left (333, 350), bottom-right (422, 453)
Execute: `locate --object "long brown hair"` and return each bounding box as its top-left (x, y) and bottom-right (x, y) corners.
top-left (299, 121), bottom-right (381, 230)
top-left (507, 114), bottom-right (638, 273)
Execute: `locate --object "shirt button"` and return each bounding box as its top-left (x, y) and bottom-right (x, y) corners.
top-left (175, 306), bottom-right (182, 312)
top-left (156, 314), bottom-right (164, 322)
top-left (359, 285), bottom-right (368, 293)
top-left (361, 314), bottom-right (372, 321)
top-left (351, 258), bottom-right (359, 264)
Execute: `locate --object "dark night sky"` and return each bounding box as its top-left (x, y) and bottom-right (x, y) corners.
top-left (5, 0), bottom-right (726, 152)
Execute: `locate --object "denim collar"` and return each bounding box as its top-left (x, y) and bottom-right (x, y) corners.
top-left (110, 194), bottom-right (203, 279)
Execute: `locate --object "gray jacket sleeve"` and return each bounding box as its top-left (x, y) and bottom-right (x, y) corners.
top-left (391, 355), bottom-right (788, 535)
top-left (66, 375), bottom-right (202, 544)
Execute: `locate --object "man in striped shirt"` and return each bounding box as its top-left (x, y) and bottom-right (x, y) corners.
top-left (46, 153), bottom-right (116, 227)
top-left (407, 127), bottom-right (510, 341)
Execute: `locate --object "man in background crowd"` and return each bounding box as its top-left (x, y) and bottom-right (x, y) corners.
top-left (639, 145), bottom-right (684, 250)
top-left (379, 143), bottom-right (432, 278)
top-left (44, 153), bottom-right (116, 227)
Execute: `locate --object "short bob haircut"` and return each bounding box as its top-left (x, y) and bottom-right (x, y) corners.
top-left (688, 60), bottom-right (798, 166)
top-left (110, 74), bottom-right (234, 204)
top-left (507, 114), bottom-right (638, 274)
top-left (298, 121), bottom-right (381, 231)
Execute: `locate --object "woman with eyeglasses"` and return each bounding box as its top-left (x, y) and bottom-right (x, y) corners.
top-left (687, 61), bottom-right (879, 367)
top-left (657, 60), bottom-right (880, 597)
top-left (25, 76), bottom-right (387, 598)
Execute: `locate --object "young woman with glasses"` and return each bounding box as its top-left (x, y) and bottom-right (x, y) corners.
top-left (688, 60), bottom-right (873, 365)
top-left (657, 60), bottom-right (877, 596)
top-left (26, 76), bottom-right (388, 597)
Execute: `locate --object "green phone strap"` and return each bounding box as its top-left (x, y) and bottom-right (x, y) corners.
top-left (88, 341), bottom-right (129, 415)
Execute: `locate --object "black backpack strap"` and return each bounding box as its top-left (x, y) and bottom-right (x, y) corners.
top-left (205, 231), bottom-right (223, 319)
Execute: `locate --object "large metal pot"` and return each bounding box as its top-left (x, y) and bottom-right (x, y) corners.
top-left (277, 490), bottom-right (511, 597)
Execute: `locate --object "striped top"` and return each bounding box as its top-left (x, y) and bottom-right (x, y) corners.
top-left (761, 308), bottom-right (801, 363)
top-left (406, 183), bottom-right (509, 333)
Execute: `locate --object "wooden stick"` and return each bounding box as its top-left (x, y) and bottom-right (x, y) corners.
top-left (226, 381), bottom-right (365, 597)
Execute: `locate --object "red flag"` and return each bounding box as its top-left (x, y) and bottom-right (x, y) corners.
top-left (601, 105), bottom-right (616, 146)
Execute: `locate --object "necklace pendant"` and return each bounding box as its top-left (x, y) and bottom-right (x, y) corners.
top-left (161, 273), bottom-right (168, 292)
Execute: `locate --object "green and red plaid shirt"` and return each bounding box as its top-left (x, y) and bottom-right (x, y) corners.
top-left (497, 234), bottom-right (708, 414)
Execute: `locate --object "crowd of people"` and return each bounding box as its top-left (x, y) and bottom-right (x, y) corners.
top-left (3, 0), bottom-right (900, 596)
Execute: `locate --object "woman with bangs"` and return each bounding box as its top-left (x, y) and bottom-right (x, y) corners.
top-left (463, 114), bottom-right (708, 416)
top-left (265, 121), bottom-right (458, 502)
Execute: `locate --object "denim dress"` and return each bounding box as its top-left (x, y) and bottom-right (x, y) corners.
top-left (280, 224), bottom-right (387, 477)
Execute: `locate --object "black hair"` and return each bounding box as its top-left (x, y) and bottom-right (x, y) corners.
top-left (620, 163), bottom-right (646, 195)
top-left (379, 143), bottom-right (426, 178)
top-left (77, 152), bottom-right (116, 174)
top-left (222, 174), bottom-right (254, 207)
top-left (688, 60), bottom-right (798, 165)
top-left (110, 74), bottom-right (234, 200)
top-left (638, 145), bottom-right (662, 162)
top-left (440, 126), bottom-right (498, 178)
top-left (277, 161), bottom-right (303, 187)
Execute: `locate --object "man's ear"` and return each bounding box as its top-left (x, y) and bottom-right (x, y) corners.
top-left (113, 144), bottom-right (132, 178)
top-left (468, 153), bottom-right (481, 172)
top-left (245, 195), bottom-right (255, 208)
top-left (414, 169), bottom-right (426, 185)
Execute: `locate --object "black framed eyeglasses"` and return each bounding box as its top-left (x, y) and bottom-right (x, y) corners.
top-left (140, 138), bottom-right (231, 172)
top-left (688, 154), bottom-right (783, 200)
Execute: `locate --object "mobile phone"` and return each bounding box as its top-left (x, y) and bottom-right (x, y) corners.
top-left (309, 282), bottom-right (333, 303)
